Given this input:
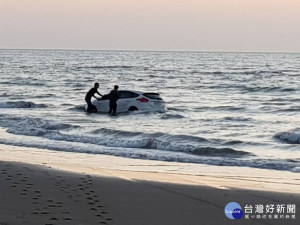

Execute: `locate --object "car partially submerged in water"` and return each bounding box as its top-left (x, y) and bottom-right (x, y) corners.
top-left (90, 90), bottom-right (166, 113)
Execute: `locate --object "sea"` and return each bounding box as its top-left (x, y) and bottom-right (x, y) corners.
top-left (0, 49), bottom-right (299, 173)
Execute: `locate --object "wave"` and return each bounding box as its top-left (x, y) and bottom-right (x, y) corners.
top-left (238, 85), bottom-right (297, 93)
top-left (30, 94), bottom-right (57, 99)
top-left (0, 115), bottom-right (249, 158)
top-left (0, 92), bottom-right (9, 97)
top-left (167, 107), bottom-right (186, 112)
top-left (274, 132), bottom-right (300, 144)
top-left (192, 147), bottom-right (249, 156)
top-left (223, 116), bottom-right (251, 122)
top-left (149, 74), bottom-right (159, 78)
top-left (217, 106), bottom-right (246, 111)
top-left (71, 83), bottom-right (86, 88)
top-left (199, 70), bottom-right (284, 76)
top-left (0, 116), bottom-right (78, 133)
top-left (222, 140), bottom-right (245, 145)
top-left (152, 69), bottom-right (177, 73)
top-left (90, 128), bottom-right (209, 142)
top-left (195, 106), bottom-right (246, 111)
top-left (68, 105), bottom-right (86, 111)
top-left (0, 136), bottom-right (297, 172)
top-left (0, 116), bottom-right (298, 172)
top-left (6, 128), bottom-right (249, 157)
top-left (159, 113), bottom-right (185, 119)
top-left (0, 101), bottom-right (48, 108)
top-left (77, 65), bottom-right (134, 70)
top-left (275, 107), bottom-right (300, 113)
top-left (201, 71), bottom-right (224, 75)
top-left (257, 70), bottom-right (283, 75)
top-left (91, 128), bottom-right (144, 136)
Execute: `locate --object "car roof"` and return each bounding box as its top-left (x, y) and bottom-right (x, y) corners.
top-left (118, 90), bottom-right (144, 94)
top-left (119, 90), bottom-right (160, 95)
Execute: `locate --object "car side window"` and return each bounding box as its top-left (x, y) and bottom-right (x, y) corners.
top-left (131, 92), bottom-right (139, 98)
top-left (119, 91), bottom-right (138, 99)
top-left (143, 93), bottom-right (162, 100)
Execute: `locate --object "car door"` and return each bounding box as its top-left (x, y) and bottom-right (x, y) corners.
top-left (117, 91), bottom-right (135, 112)
top-left (93, 98), bottom-right (109, 112)
top-left (98, 99), bottom-right (109, 112)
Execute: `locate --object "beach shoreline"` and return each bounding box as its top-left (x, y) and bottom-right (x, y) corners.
top-left (0, 143), bottom-right (299, 193)
top-left (0, 155), bottom-right (299, 225)
top-left (1, 144), bottom-right (299, 224)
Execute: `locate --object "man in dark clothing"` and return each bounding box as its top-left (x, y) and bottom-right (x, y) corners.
top-left (108, 85), bottom-right (119, 116)
top-left (85, 82), bottom-right (103, 112)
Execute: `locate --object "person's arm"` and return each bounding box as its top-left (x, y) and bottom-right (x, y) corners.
top-left (93, 94), bottom-right (101, 101)
top-left (96, 90), bottom-right (103, 97)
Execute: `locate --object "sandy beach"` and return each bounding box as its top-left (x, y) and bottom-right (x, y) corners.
top-left (0, 144), bottom-right (299, 225)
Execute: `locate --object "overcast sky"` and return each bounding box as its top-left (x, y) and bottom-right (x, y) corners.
top-left (0, 0), bottom-right (299, 52)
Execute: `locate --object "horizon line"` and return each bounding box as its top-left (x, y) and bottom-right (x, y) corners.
top-left (0, 47), bottom-right (299, 54)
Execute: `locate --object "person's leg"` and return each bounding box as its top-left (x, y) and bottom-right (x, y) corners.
top-left (108, 102), bottom-right (112, 115)
top-left (90, 103), bottom-right (97, 112)
top-left (86, 98), bottom-right (92, 112)
top-left (86, 98), bottom-right (97, 113)
top-left (112, 103), bottom-right (117, 116)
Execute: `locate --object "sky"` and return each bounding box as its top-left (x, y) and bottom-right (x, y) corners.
top-left (0, 0), bottom-right (300, 52)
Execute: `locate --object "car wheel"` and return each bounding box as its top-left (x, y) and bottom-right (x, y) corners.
top-left (128, 106), bottom-right (138, 111)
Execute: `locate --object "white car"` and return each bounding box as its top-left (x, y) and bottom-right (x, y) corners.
top-left (91, 90), bottom-right (166, 113)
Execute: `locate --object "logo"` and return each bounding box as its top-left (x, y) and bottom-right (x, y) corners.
top-left (225, 202), bottom-right (243, 219)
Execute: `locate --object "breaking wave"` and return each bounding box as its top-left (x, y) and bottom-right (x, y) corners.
top-left (274, 132), bottom-right (300, 144)
top-left (159, 113), bottom-right (185, 119)
top-left (0, 116), bottom-right (250, 158)
top-left (0, 135), bottom-right (297, 172)
top-left (0, 101), bottom-right (48, 108)
top-left (68, 105), bottom-right (86, 112)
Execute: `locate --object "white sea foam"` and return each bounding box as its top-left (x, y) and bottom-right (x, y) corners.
top-left (0, 131), bottom-right (298, 172)
top-left (1, 115), bottom-right (248, 157)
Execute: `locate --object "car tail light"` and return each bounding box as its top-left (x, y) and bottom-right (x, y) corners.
top-left (137, 98), bottom-right (149, 103)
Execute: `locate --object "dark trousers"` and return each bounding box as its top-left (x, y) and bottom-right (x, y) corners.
top-left (85, 98), bottom-right (97, 113)
top-left (109, 102), bottom-right (117, 115)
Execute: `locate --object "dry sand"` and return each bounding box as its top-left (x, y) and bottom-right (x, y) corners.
top-left (0, 144), bottom-right (299, 225)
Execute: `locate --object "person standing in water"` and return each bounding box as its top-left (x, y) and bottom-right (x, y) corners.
top-left (108, 85), bottom-right (119, 116)
top-left (85, 82), bottom-right (103, 112)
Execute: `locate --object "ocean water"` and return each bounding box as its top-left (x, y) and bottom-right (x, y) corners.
top-left (0, 49), bottom-right (300, 173)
